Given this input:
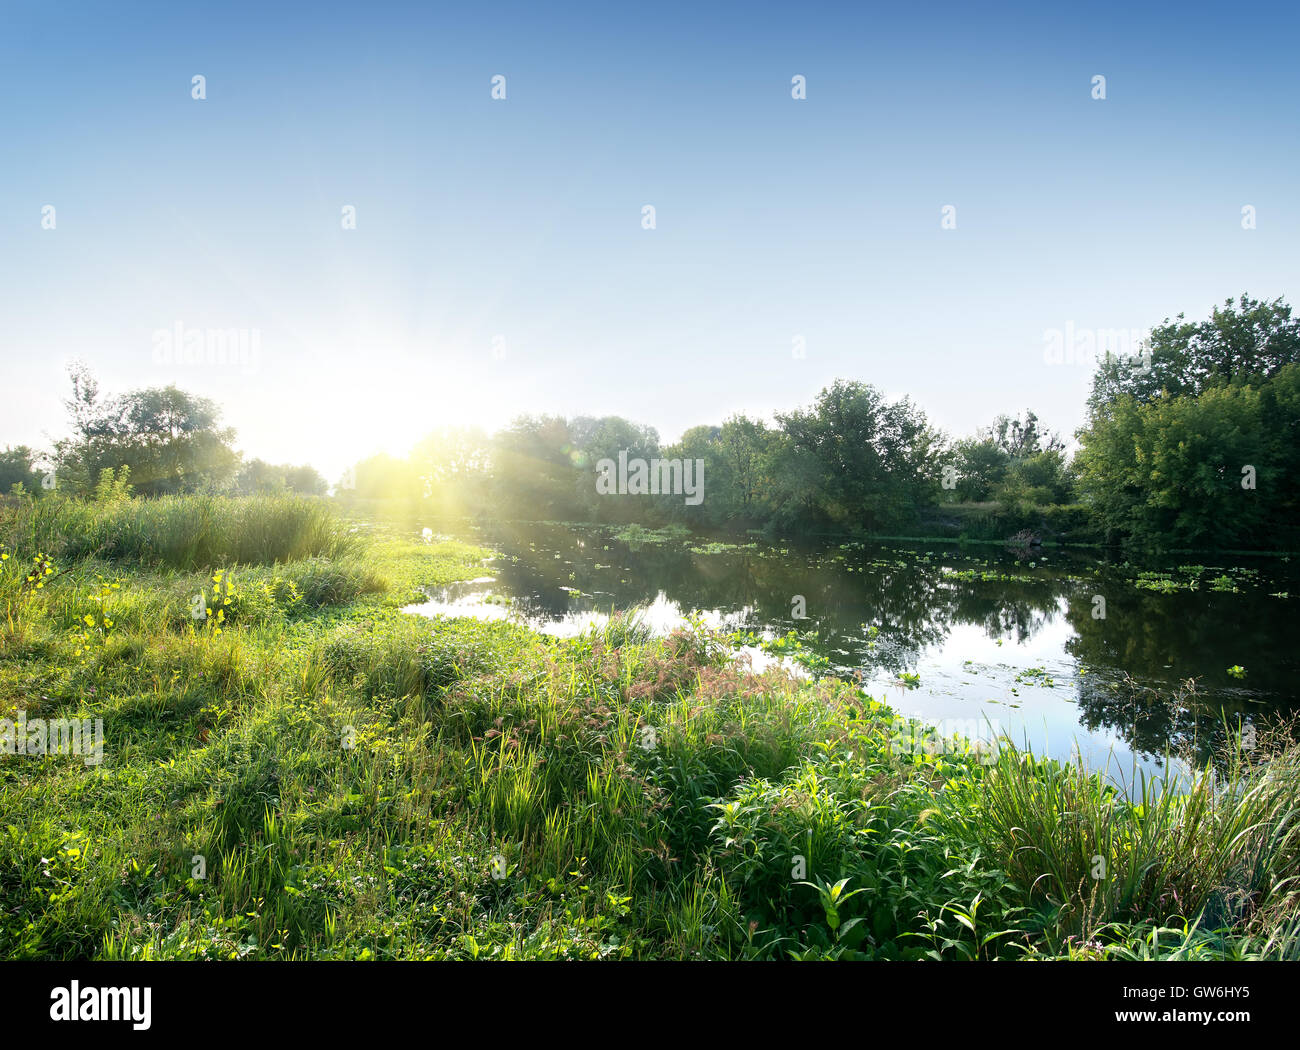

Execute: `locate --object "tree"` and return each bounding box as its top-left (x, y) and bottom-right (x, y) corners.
top-left (282, 464), bottom-right (329, 496)
top-left (236, 459), bottom-right (328, 496)
top-left (772, 380), bottom-right (944, 533)
top-left (1076, 363), bottom-right (1300, 549)
top-left (995, 448), bottom-right (1073, 507)
top-left (660, 415), bottom-right (778, 528)
top-left (53, 366), bottom-right (239, 496)
top-left (568, 415), bottom-right (661, 522)
top-left (986, 411), bottom-right (1064, 458)
top-left (0, 446), bottom-right (42, 494)
top-left (1078, 296), bottom-right (1300, 549)
top-left (1088, 294), bottom-right (1300, 411)
top-left (716, 414), bottom-right (776, 518)
top-left (490, 415), bottom-right (586, 521)
top-left (949, 437), bottom-right (1008, 502)
top-left (948, 411), bottom-right (1067, 504)
top-left (409, 427), bottom-right (491, 514)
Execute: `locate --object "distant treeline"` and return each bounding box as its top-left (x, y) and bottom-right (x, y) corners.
top-left (5, 295), bottom-right (1300, 552)
top-left (339, 296), bottom-right (1300, 551)
top-left (340, 388), bottom-right (1077, 536)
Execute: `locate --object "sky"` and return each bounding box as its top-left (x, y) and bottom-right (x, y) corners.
top-left (2, 0), bottom-right (1298, 485)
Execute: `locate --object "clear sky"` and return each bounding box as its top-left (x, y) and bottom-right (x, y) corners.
top-left (2, 0), bottom-right (1297, 484)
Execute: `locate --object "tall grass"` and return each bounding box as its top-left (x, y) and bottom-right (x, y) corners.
top-left (2, 493), bottom-right (359, 569)
top-left (941, 736), bottom-right (1300, 951)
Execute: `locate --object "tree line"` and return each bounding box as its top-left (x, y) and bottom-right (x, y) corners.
top-left (5, 294), bottom-right (1298, 551)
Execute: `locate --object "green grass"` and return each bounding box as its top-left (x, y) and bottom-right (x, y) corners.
top-left (3, 494), bottom-right (1300, 960)
top-left (3, 492), bottom-right (359, 570)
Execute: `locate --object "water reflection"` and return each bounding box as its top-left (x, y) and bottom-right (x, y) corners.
top-left (401, 521), bottom-right (1300, 775)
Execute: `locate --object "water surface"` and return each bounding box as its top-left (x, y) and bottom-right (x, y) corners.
top-left (403, 521), bottom-right (1300, 782)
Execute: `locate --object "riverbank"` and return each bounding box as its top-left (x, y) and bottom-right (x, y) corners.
top-left (3, 495), bottom-right (1299, 959)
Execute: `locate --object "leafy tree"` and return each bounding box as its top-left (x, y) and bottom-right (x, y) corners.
top-left (948, 411), bottom-right (1067, 504)
top-left (53, 366), bottom-right (238, 495)
top-left (662, 415), bottom-right (777, 527)
top-left (0, 445), bottom-right (43, 494)
top-left (409, 427), bottom-right (491, 514)
top-left (1088, 294), bottom-right (1300, 411)
top-left (994, 448), bottom-right (1073, 507)
top-left (1076, 363), bottom-right (1300, 549)
top-left (491, 415), bottom-right (587, 521)
top-left (772, 380), bottom-right (943, 533)
top-left (986, 411), bottom-right (1064, 457)
top-left (1078, 296), bottom-right (1300, 549)
top-left (949, 437), bottom-right (1008, 502)
top-left (236, 459), bottom-right (328, 496)
top-left (568, 415), bottom-right (661, 522)
top-left (282, 464), bottom-right (329, 496)
top-left (716, 414), bottom-right (777, 518)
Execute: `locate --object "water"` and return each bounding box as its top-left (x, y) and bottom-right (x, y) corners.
top-left (403, 521), bottom-right (1300, 781)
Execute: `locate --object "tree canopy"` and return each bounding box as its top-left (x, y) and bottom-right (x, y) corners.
top-left (1077, 296), bottom-right (1300, 549)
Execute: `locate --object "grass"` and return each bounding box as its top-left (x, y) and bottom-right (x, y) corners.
top-left (3, 492), bottom-right (359, 570)
top-left (3, 493), bottom-right (1300, 960)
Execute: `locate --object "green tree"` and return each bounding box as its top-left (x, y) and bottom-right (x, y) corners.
top-left (0, 445), bottom-right (43, 494)
top-left (716, 414), bottom-right (776, 519)
top-left (772, 380), bottom-right (943, 533)
top-left (1076, 366), bottom-right (1300, 549)
top-left (1078, 296), bottom-right (1300, 549)
top-left (492, 415), bottom-right (588, 521)
top-left (409, 426), bottom-right (492, 513)
top-left (948, 411), bottom-right (1067, 504)
top-left (949, 437), bottom-right (1008, 502)
top-left (568, 415), bottom-right (661, 523)
top-left (236, 459), bottom-right (328, 496)
top-left (53, 366), bottom-right (239, 496)
top-left (662, 414), bottom-right (777, 528)
top-left (1088, 294), bottom-right (1300, 411)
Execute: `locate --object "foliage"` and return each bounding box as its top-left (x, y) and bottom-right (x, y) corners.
top-left (0, 445), bottom-right (43, 494)
top-left (1076, 362), bottom-right (1300, 550)
top-left (1, 493), bottom-right (359, 570)
top-left (235, 460), bottom-right (328, 497)
top-left (4, 496), bottom-right (1300, 960)
top-left (53, 364), bottom-right (239, 496)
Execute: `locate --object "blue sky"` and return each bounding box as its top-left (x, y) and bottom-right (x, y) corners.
top-left (2, 0), bottom-right (1297, 483)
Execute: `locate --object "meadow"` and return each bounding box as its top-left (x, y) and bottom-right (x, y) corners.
top-left (3, 493), bottom-right (1300, 960)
